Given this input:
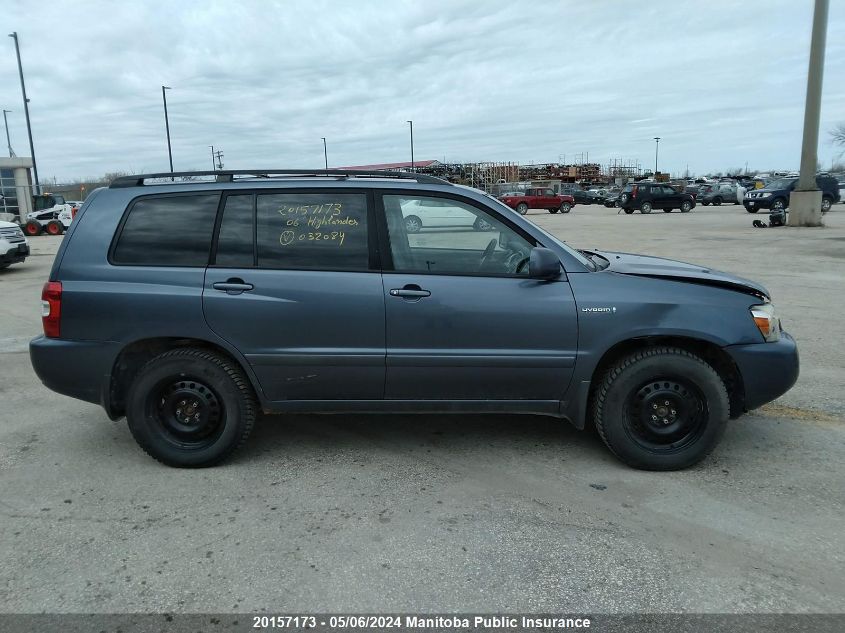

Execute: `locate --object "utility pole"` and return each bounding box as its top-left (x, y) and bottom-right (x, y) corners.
top-left (161, 86), bottom-right (173, 173)
top-left (2, 110), bottom-right (14, 157)
top-left (653, 137), bottom-right (661, 175)
top-left (789, 0), bottom-right (829, 226)
top-left (8, 32), bottom-right (39, 193)
top-left (407, 120), bottom-right (414, 171)
top-left (214, 150), bottom-right (224, 170)
top-left (209, 145), bottom-right (215, 170)
top-left (321, 137), bottom-right (328, 169)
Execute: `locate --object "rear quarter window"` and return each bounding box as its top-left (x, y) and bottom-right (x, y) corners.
top-left (112, 193), bottom-right (220, 266)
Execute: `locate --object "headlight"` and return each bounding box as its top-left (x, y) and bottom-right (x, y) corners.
top-left (750, 303), bottom-right (781, 342)
top-left (760, 192), bottom-right (772, 198)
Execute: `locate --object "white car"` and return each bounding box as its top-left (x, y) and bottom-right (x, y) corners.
top-left (0, 220), bottom-right (29, 269)
top-left (400, 198), bottom-right (493, 233)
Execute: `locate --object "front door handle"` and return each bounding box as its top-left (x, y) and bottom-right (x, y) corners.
top-left (213, 278), bottom-right (254, 295)
top-left (389, 285), bottom-right (431, 299)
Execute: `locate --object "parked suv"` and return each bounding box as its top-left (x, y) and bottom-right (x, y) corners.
top-left (619, 182), bottom-right (696, 214)
top-left (30, 170), bottom-right (798, 470)
top-left (699, 183), bottom-right (739, 206)
top-left (743, 175), bottom-right (840, 213)
top-left (0, 220), bottom-right (29, 268)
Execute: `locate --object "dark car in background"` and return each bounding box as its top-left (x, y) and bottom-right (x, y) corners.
top-left (619, 182), bottom-right (696, 214)
top-left (700, 183), bottom-right (740, 206)
top-left (743, 175), bottom-right (840, 213)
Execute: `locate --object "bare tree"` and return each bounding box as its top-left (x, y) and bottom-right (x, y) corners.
top-left (832, 123), bottom-right (845, 147)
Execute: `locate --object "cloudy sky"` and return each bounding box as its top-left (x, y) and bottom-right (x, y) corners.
top-left (2, 0), bottom-right (844, 182)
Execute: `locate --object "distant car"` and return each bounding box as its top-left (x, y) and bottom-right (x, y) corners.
top-left (499, 188), bottom-right (574, 214)
top-left (567, 189), bottom-right (601, 205)
top-left (603, 192), bottom-right (622, 208)
top-left (0, 220), bottom-right (29, 269)
top-left (743, 175), bottom-right (840, 213)
top-left (700, 183), bottom-right (739, 206)
top-left (619, 182), bottom-right (696, 214)
top-left (401, 197), bottom-right (492, 233)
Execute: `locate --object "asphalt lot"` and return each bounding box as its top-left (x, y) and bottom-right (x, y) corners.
top-left (1, 203), bottom-right (843, 613)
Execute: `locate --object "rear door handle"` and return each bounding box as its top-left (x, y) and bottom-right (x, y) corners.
top-left (389, 287), bottom-right (431, 299)
top-left (213, 279), bottom-right (254, 295)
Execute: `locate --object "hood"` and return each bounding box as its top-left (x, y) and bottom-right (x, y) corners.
top-left (0, 219), bottom-right (21, 229)
top-left (589, 250), bottom-right (770, 299)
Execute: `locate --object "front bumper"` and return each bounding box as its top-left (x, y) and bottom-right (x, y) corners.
top-left (29, 335), bottom-right (121, 414)
top-left (725, 331), bottom-right (799, 411)
top-left (0, 242), bottom-right (29, 264)
top-left (744, 198), bottom-right (773, 211)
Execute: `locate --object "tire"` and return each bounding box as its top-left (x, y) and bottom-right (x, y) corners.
top-left (516, 202), bottom-right (529, 215)
top-left (640, 202), bottom-right (652, 214)
top-left (0, 263), bottom-right (10, 270)
top-left (702, 201), bottom-right (710, 206)
top-left (746, 207), bottom-right (758, 214)
top-left (24, 221), bottom-right (42, 236)
top-left (404, 215), bottom-right (422, 233)
top-left (681, 201), bottom-right (692, 213)
top-left (624, 209), bottom-right (634, 215)
top-left (713, 197), bottom-right (722, 206)
top-left (821, 196), bottom-right (832, 213)
top-left (771, 198), bottom-right (786, 212)
top-left (126, 348), bottom-right (257, 468)
top-left (561, 202), bottom-right (572, 213)
top-left (46, 221), bottom-right (64, 235)
top-left (614, 200), bottom-right (620, 208)
top-left (663, 208), bottom-right (673, 213)
top-left (592, 347), bottom-right (729, 471)
top-left (548, 208), bottom-right (559, 214)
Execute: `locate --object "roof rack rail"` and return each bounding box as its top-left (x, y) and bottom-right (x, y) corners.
top-left (109, 169), bottom-right (451, 188)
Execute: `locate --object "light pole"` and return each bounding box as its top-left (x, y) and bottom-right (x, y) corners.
top-left (407, 120), bottom-right (414, 171)
top-left (209, 145), bottom-right (215, 170)
top-left (161, 86), bottom-right (173, 173)
top-left (653, 137), bottom-right (661, 176)
top-left (789, 0), bottom-right (829, 227)
top-left (8, 32), bottom-right (39, 193)
top-left (321, 137), bottom-right (328, 169)
top-left (2, 110), bottom-right (13, 157)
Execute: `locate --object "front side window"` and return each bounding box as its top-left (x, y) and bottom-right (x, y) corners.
top-left (113, 194), bottom-right (220, 266)
top-left (383, 194), bottom-right (534, 276)
top-left (256, 192), bottom-right (369, 270)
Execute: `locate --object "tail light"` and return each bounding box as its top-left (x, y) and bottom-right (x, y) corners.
top-left (41, 281), bottom-right (62, 338)
top-left (71, 206), bottom-right (78, 218)
top-left (631, 185), bottom-right (638, 198)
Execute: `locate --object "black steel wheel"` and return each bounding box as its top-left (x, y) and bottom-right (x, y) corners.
top-left (592, 347), bottom-right (729, 470)
top-left (126, 348), bottom-right (257, 467)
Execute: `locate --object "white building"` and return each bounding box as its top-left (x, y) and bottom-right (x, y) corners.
top-left (0, 157), bottom-right (34, 222)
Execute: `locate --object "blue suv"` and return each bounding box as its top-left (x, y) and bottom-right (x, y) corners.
top-left (30, 170), bottom-right (798, 470)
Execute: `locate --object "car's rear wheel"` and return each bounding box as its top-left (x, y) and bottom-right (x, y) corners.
top-left (548, 208), bottom-right (559, 214)
top-left (713, 197), bottom-right (722, 206)
top-left (24, 221), bottom-right (41, 236)
top-left (516, 202), bottom-right (529, 215)
top-left (821, 196), bottom-right (832, 213)
top-left (404, 215), bottom-right (422, 233)
top-left (126, 348), bottom-right (257, 468)
top-left (624, 209), bottom-right (634, 215)
top-left (681, 201), bottom-right (692, 213)
top-left (592, 347), bottom-right (729, 470)
top-left (702, 201), bottom-right (710, 206)
top-left (663, 208), bottom-right (672, 213)
top-left (640, 202), bottom-right (653, 214)
top-left (561, 202), bottom-right (572, 213)
top-left (46, 221), bottom-right (64, 235)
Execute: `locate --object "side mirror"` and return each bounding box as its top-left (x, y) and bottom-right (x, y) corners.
top-left (528, 247), bottom-right (562, 280)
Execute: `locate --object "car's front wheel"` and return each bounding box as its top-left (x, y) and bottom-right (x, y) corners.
top-left (126, 348), bottom-right (257, 468)
top-left (561, 202), bottom-right (572, 213)
top-left (592, 347), bottom-right (729, 470)
top-left (771, 198), bottom-right (786, 212)
top-left (713, 197), bottom-right (722, 206)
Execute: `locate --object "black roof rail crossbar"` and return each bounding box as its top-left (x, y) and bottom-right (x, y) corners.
top-left (109, 169), bottom-right (450, 188)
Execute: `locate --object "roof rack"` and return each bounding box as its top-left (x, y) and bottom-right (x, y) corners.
top-left (109, 169), bottom-right (451, 188)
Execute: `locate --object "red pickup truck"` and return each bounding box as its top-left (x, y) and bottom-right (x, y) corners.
top-left (498, 188), bottom-right (575, 215)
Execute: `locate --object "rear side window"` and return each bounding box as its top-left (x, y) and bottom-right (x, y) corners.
top-left (112, 194), bottom-right (220, 266)
top-left (215, 194), bottom-right (255, 267)
top-left (255, 193), bottom-right (369, 270)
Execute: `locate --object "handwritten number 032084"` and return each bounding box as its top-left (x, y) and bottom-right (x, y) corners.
top-left (279, 230), bottom-right (345, 247)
